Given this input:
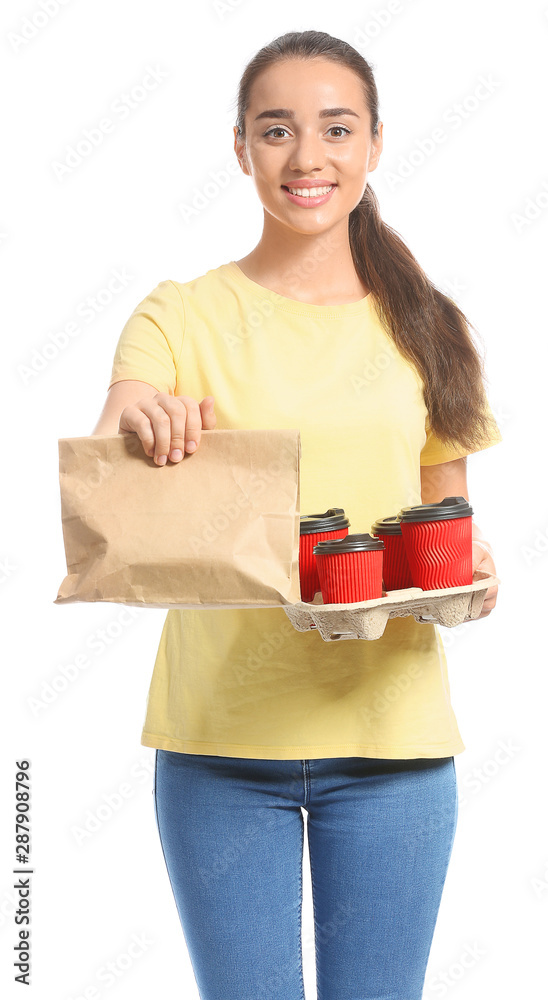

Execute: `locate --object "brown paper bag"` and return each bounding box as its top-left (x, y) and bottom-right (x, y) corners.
top-left (55, 428), bottom-right (301, 609)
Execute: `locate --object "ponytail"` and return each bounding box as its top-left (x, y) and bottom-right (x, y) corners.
top-left (350, 185), bottom-right (493, 451)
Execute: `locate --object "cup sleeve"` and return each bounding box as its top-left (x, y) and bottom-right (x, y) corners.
top-left (419, 397), bottom-right (503, 466)
top-left (107, 280), bottom-right (185, 395)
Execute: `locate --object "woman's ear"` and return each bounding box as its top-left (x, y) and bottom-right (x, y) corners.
top-left (233, 127), bottom-right (250, 176)
top-left (368, 122), bottom-right (383, 172)
top-left (233, 125), bottom-right (251, 177)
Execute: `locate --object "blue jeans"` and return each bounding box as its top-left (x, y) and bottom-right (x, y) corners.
top-left (153, 749), bottom-right (458, 1000)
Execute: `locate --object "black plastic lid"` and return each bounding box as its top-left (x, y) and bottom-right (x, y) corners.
top-left (398, 496), bottom-right (474, 523)
top-left (370, 515), bottom-right (402, 536)
top-left (313, 532), bottom-right (385, 555)
top-left (300, 507), bottom-right (350, 535)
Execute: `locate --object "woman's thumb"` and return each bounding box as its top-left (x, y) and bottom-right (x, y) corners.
top-left (201, 396), bottom-right (216, 425)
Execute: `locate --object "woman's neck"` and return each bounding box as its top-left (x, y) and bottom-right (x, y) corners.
top-left (235, 227), bottom-right (369, 305)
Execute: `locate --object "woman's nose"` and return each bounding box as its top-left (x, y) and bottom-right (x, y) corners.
top-left (287, 131), bottom-right (328, 174)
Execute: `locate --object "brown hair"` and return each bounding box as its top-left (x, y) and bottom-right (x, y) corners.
top-left (233, 29), bottom-right (495, 452)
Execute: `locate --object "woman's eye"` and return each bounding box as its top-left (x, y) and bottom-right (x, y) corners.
top-left (327, 125), bottom-right (352, 138)
top-left (263, 125), bottom-right (352, 139)
top-left (263, 126), bottom-right (290, 138)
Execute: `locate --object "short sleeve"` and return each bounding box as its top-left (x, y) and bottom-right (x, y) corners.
top-left (420, 396), bottom-right (503, 466)
top-left (108, 280), bottom-right (185, 394)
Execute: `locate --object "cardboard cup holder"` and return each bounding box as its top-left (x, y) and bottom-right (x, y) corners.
top-left (283, 570), bottom-right (500, 642)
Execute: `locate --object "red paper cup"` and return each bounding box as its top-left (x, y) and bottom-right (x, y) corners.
top-left (299, 508), bottom-right (350, 602)
top-left (371, 516), bottom-right (414, 590)
top-left (313, 534), bottom-right (384, 603)
top-left (398, 497), bottom-right (473, 589)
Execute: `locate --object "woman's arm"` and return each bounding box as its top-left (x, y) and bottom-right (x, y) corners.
top-left (92, 379), bottom-right (160, 435)
top-left (91, 379), bottom-right (217, 464)
top-left (420, 457), bottom-right (498, 618)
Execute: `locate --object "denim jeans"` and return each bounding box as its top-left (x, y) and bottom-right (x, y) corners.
top-left (153, 749), bottom-right (458, 1000)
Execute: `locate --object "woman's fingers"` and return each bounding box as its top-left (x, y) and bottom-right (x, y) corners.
top-left (477, 584), bottom-right (498, 617)
top-left (168, 395), bottom-right (204, 461)
top-left (119, 393), bottom-right (217, 465)
top-left (118, 402), bottom-right (158, 458)
top-left (199, 396), bottom-right (217, 429)
top-left (121, 396), bottom-right (173, 463)
top-left (471, 539), bottom-right (498, 617)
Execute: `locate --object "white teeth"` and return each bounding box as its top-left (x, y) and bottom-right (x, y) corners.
top-left (287, 185), bottom-right (334, 197)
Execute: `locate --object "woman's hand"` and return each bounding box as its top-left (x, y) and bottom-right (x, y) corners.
top-left (119, 393), bottom-right (217, 465)
top-left (471, 537), bottom-right (498, 618)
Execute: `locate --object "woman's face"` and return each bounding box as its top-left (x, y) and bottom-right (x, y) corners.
top-left (234, 57), bottom-right (383, 235)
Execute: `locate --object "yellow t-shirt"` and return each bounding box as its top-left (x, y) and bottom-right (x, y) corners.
top-left (108, 260), bottom-right (502, 760)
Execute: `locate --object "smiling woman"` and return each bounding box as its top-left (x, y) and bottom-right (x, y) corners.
top-left (259, 104), bottom-right (360, 204)
top-left (95, 28), bottom-right (503, 1000)
top-left (232, 44), bottom-right (498, 453)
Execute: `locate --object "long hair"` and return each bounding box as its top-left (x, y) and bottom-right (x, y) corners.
top-left (233, 29), bottom-right (495, 452)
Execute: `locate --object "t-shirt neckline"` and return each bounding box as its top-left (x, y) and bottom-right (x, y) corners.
top-left (224, 260), bottom-right (373, 318)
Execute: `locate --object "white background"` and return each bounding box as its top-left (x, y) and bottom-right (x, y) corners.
top-left (2, 0), bottom-right (547, 997)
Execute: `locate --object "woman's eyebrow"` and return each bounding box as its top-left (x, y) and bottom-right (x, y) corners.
top-left (254, 107), bottom-right (360, 121)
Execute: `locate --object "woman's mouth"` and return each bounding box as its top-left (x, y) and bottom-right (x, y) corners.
top-left (281, 184), bottom-right (336, 207)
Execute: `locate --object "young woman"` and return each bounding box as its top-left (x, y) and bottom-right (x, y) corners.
top-left (93, 29), bottom-right (502, 1000)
